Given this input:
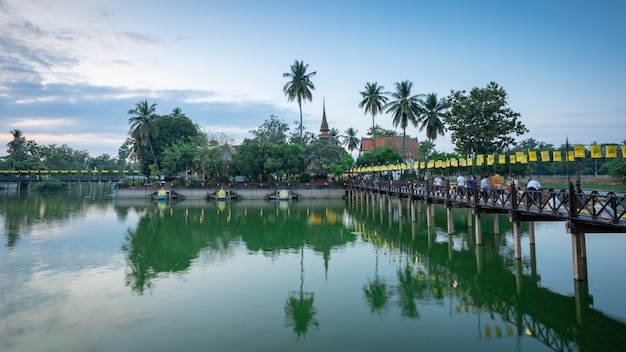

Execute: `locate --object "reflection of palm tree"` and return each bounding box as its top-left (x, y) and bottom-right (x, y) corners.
top-left (285, 246), bottom-right (319, 341)
top-left (396, 265), bottom-right (420, 319)
top-left (363, 248), bottom-right (390, 314)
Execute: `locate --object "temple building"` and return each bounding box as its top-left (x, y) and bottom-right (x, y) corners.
top-left (318, 98), bottom-right (331, 141)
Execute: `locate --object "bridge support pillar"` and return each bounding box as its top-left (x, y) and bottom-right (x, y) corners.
top-left (528, 221), bottom-right (535, 245)
top-left (446, 206), bottom-right (454, 234)
top-left (570, 227), bottom-right (588, 282)
top-left (574, 281), bottom-right (590, 324)
top-left (379, 193), bottom-right (384, 211)
top-left (410, 200), bottom-right (416, 222)
top-left (397, 197), bottom-right (402, 217)
top-left (388, 195), bottom-right (393, 213)
top-left (474, 212), bottom-right (482, 245)
top-left (515, 258), bottom-right (523, 294)
top-left (513, 220), bottom-right (521, 259)
top-left (427, 203), bottom-right (434, 228)
top-left (467, 209), bottom-right (472, 227)
top-left (493, 214), bottom-right (500, 235)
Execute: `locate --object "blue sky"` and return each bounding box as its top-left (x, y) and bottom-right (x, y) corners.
top-left (1, 0), bottom-right (625, 158)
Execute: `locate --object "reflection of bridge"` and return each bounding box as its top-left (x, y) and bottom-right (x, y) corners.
top-left (347, 180), bottom-right (626, 282)
top-left (0, 169), bottom-right (138, 183)
top-left (349, 201), bottom-right (626, 352)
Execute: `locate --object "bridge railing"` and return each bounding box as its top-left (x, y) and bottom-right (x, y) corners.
top-left (348, 180), bottom-right (626, 224)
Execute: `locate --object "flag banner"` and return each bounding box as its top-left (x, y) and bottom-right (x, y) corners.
top-left (476, 154), bottom-right (484, 165)
top-left (446, 159), bottom-right (451, 167)
top-left (459, 158), bottom-right (466, 167)
top-left (451, 158), bottom-right (458, 167)
top-left (606, 145), bottom-right (617, 158)
top-left (574, 144), bottom-right (586, 158)
top-left (621, 145), bottom-right (626, 158)
top-left (420, 161), bottom-right (425, 169)
top-left (516, 151), bottom-right (525, 160)
top-left (528, 151), bottom-right (537, 162)
top-left (540, 150), bottom-right (550, 162)
top-left (466, 158), bottom-right (473, 166)
top-left (568, 151), bottom-right (575, 161)
top-left (498, 154), bottom-right (506, 164)
top-left (590, 144), bottom-right (602, 158)
top-left (487, 154), bottom-right (494, 165)
top-left (428, 160), bottom-right (434, 168)
top-left (510, 154), bottom-right (516, 164)
top-left (553, 151), bottom-right (562, 161)
top-left (518, 154), bottom-right (528, 164)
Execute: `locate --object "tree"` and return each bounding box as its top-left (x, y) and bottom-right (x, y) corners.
top-left (367, 125), bottom-right (397, 137)
top-left (169, 107), bottom-right (186, 119)
top-left (445, 82), bottom-right (528, 155)
top-left (359, 82), bottom-right (388, 152)
top-left (305, 140), bottom-right (344, 177)
top-left (283, 60), bottom-right (316, 147)
top-left (385, 81), bottom-right (423, 160)
top-left (329, 128), bottom-right (341, 146)
top-left (342, 127), bottom-right (359, 152)
top-left (417, 93), bottom-right (447, 143)
top-left (128, 100), bottom-right (160, 175)
top-left (250, 115), bottom-right (290, 144)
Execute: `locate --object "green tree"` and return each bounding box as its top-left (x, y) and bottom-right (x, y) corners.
top-left (445, 82), bottom-right (528, 155)
top-left (161, 142), bottom-right (198, 179)
top-left (283, 60), bottom-right (316, 147)
top-left (329, 128), bottom-right (341, 146)
top-left (367, 125), bottom-right (397, 137)
top-left (169, 107), bottom-right (186, 119)
top-left (305, 140), bottom-right (344, 177)
top-left (128, 100), bottom-right (160, 175)
top-left (359, 82), bottom-right (388, 152)
top-left (342, 127), bottom-right (360, 152)
top-left (385, 81), bottom-right (423, 159)
top-left (6, 129), bottom-right (27, 164)
top-left (250, 115), bottom-right (290, 144)
top-left (417, 93), bottom-right (447, 143)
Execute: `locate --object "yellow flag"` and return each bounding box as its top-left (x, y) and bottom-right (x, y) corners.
top-left (459, 158), bottom-right (466, 167)
top-left (487, 154), bottom-right (494, 165)
top-left (606, 145), bottom-right (617, 158)
top-left (476, 154), bottom-right (484, 165)
top-left (428, 160), bottom-right (434, 168)
top-left (553, 151), bottom-right (562, 161)
top-left (509, 154), bottom-right (516, 164)
top-left (528, 151), bottom-right (537, 162)
top-left (420, 161), bottom-right (425, 169)
top-left (568, 150), bottom-right (575, 161)
top-left (622, 145), bottom-right (626, 158)
top-left (466, 158), bottom-right (473, 166)
top-left (451, 158), bottom-right (458, 167)
top-left (498, 154), bottom-right (506, 164)
top-left (516, 151), bottom-right (525, 160)
top-left (540, 150), bottom-right (550, 162)
top-left (574, 144), bottom-right (585, 158)
top-left (518, 154), bottom-right (528, 164)
top-left (590, 144), bottom-right (602, 158)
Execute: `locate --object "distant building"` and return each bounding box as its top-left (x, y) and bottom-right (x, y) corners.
top-left (359, 136), bottom-right (421, 160)
top-left (318, 98), bottom-right (331, 142)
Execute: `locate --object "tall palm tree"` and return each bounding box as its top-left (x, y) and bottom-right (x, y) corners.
top-left (417, 93), bottom-right (447, 143)
top-left (6, 129), bottom-right (27, 159)
top-left (128, 100), bottom-right (160, 175)
top-left (342, 127), bottom-right (360, 152)
top-left (283, 60), bottom-right (316, 147)
top-left (329, 127), bottom-right (341, 146)
top-left (385, 81), bottom-right (423, 160)
top-left (359, 82), bottom-right (388, 152)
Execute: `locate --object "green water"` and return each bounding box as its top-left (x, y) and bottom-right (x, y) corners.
top-left (1, 187), bottom-right (625, 352)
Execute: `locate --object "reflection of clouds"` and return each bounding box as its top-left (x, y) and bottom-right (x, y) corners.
top-left (1, 257), bottom-right (155, 352)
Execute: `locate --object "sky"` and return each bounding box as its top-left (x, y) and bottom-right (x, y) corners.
top-left (1, 0), bottom-right (625, 158)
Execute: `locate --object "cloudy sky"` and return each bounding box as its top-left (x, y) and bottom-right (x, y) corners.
top-left (1, 0), bottom-right (625, 158)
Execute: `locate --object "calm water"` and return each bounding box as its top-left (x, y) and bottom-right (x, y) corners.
top-left (1, 186), bottom-right (625, 352)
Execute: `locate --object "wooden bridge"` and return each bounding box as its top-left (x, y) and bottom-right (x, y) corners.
top-left (346, 179), bottom-right (626, 281)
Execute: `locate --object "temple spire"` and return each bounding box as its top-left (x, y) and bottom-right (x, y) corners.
top-left (318, 98), bottom-right (330, 141)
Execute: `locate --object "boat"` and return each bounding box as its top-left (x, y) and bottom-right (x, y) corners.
top-left (206, 188), bottom-right (240, 200)
top-left (149, 188), bottom-right (185, 200)
top-left (266, 189), bottom-right (299, 200)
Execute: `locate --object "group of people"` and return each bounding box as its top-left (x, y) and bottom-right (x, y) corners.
top-left (432, 173), bottom-right (543, 203)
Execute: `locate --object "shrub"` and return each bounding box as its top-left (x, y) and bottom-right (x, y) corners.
top-left (34, 177), bottom-right (67, 192)
top-left (187, 179), bottom-right (201, 188)
top-left (171, 178), bottom-right (183, 187)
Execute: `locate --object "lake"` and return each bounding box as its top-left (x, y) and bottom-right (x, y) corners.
top-left (1, 186), bottom-right (625, 352)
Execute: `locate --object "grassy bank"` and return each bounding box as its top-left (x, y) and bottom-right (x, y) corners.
top-left (538, 177), bottom-right (626, 192)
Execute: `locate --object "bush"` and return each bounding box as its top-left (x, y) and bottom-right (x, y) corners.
top-left (34, 177), bottom-right (67, 192)
top-left (187, 179), bottom-right (201, 188)
top-left (171, 178), bottom-right (183, 187)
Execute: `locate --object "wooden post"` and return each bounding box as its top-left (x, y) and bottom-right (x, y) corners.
top-left (570, 226), bottom-right (588, 281)
top-left (447, 206), bottom-right (454, 234)
top-left (410, 199), bottom-right (416, 222)
top-left (513, 220), bottom-right (521, 259)
top-left (397, 197), bottom-right (402, 217)
top-left (528, 221), bottom-right (535, 245)
top-left (493, 213), bottom-right (500, 235)
top-left (474, 212), bottom-right (482, 245)
top-left (467, 208), bottom-right (472, 227)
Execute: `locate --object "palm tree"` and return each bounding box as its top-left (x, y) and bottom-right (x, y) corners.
top-left (128, 100), bottom-right (160, 175)
top-left (329, 127), bottom-right (341, 146)
top-left (417, 93), bottom-right (447, 143)
top-left (6, 129), bottom-right (27, 161)
top-left (342, 127), bottom-right (360, 152)
top-left (359, 82), bottom-right (388, 152)
top-left (385, 81), bottom-right (423, 160)
top-left (283, 60), bottom-right (316, 147)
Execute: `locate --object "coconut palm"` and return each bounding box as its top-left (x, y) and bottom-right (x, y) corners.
top-left (418, 93), bottom-right (447, 142)
top-left (359, 82), bottom-right (388, 152)
top-left (128, 100), bottom-right (160, 175)
top-left (6, 129), bottom-right (27, 160)
top-left (329, 127), bottom-right (341, 146)
top-left (283, 60), bottom-right (316, 147)
top-left (385, 81), bottom-right (423, 160)
top-left (342, 127), bottom-right (360, 152)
